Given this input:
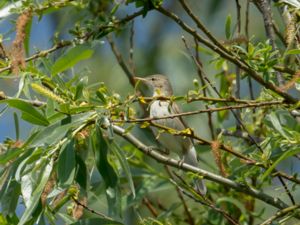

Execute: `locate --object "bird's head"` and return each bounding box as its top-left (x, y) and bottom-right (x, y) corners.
top-left (134, 74), bottom-right (173, 97)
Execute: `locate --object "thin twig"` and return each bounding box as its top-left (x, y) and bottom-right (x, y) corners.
top-left (165, 166), bottom-right (195, 225)
top-left (172, 173), bottom-right (240, 225)
top-left (142, 197), bottom-right (159, 217)
top-left (260, 204), bottom-right (300, 225)
top-left (107, 35), bottom-right (135, 86)
top-left (129, 21), bottom-right (136, 76)
top-left (277, 176), bottom-right (296, 205)
top-left (71, 196), bottom-right (114, 220)
top-left (194, 38), bottom-right (215, 139)
top-left (218, 128), bottom-right (262, 143)
top-left (235, 0), bottom-right (242, 132)
top-left (0, 91), bottom-right (45, 107)
top-left (138, 95), bottom-right (283, 104)
top-left (178, 0), bottom-right (228, 54)
top-left (235, 0), bottom-right (241, 34)
top-left (114, 100), bottom-right (285, 123)
top-left (156, 6), bottom-right (297, 103)
top-left (0, 41), bottom-right (72, 74)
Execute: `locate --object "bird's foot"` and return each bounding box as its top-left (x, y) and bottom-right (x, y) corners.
top-left (178, 159), bottom-right (184, 167)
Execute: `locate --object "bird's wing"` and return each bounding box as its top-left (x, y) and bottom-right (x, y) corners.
top-left (170, 102), bottom-right (189, 129)
top-left (170, 102), bottom-right (196, 146)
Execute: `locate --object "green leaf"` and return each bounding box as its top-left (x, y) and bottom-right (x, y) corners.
top-left (268, 112), bottom-right (291, 140)
top-left (0, 147), bottom-right (24, 164)
top-left (93, 126), bottom-right (118, 188)
top-left (74, 76), bottom-right (88, 100)
top-left (216, 197), bottom-right (247, 215)
top-left (225, 14), bottom-right (231, 39)
top-left (75, 155), bottom-right (88, 190)
top-left (261, 147), bottom-right (300, 182)
top-left (58, 139), bottom-right (76, 187)
top-left (286, 49), bottom-right (300, 55)
top-left (18, 158), bottom-right (53, 225)
top-left (110, 3), bottom-right (120, 15)
top-left (111, 142), bottom-right (135, 198)
top-left (51, 45), bottom-right (94, 76)
top-left (0, 99), bottom-right (49, 126)
top-left (70, 218), bottom-right (123, 225)
top-left (29, 112), bottom-right (94, 147)
top-left (0, 178), bottom-right (20, 215)
top-left (57, 212), bottom-right (76, 224)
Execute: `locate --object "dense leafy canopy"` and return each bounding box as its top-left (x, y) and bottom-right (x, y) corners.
top-left (0, 0), bottom-right (300, 225)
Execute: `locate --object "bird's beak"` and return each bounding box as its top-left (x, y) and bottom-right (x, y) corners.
top-left (134, 77), bottom-right (147, 83)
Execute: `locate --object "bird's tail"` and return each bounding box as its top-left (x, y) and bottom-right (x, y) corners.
top-left (183, 146), bottom-right (207, 195)
top-left (194, 177), bottom-right (207, 195)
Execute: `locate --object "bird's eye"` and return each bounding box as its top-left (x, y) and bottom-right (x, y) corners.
top-left (151, 78), bottom-right (155, 81)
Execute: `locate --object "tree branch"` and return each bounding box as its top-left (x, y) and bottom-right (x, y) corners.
top-left (260, 204), bottom-right (300, 225)
top-left (117, 100), bottom-right (286, 123)
top-left (110, 124), bottom-right (291, 211)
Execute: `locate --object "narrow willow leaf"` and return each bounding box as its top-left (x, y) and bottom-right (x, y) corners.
top-left (19, 159), bottom-right (53, 225)
top-left (21, 173), bottom-right (33, 208)
top-left (75, 155), bottom-right (88, 190)
top-left (93, 126), bottom-right (118, 188)
top-left (106, 186), bottom-right (121, 218)
top-left (0, 147), bottom-right (24, 164)
top-left (29, 112), bottom-right (93, 147)
top-left (225, 14), bottom-right (231, 39)
top-left (74, 76), bottom-right (88, 100)
top-left (57, 212), bottom-right (76, 224)
top-left (58, 139), bottom-right (76, 187)
top-left (0, 99), bottom-right (49, 126)
top-left (286, 49), bottom-right (300, 55)
top-left (261, 148), bottom-right (300, 181)
top-left (51, 45), bottom-right (94, 76)
top-left (0, 177), bottom-right (20, 215)
top-left (112, 142), bottom-right (135, 198)
top-left (268, 112), bottom-right (291, 140)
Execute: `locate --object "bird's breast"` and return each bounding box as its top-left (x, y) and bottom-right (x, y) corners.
top-left (149, 100), bottom-right (191, 155)
top-left (149, 100), bottom-right (171, 118)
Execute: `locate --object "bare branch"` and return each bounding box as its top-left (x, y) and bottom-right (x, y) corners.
top-left (114, 100), bottom-right (286, 123)
top-left (107, 35), bottom-right (135, 86)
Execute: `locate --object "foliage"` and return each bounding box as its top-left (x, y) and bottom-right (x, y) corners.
top-left (0, 0), bottom-right (300, 225)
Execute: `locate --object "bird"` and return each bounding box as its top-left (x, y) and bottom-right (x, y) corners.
top-left (134, 74), bottom-right (207, 195)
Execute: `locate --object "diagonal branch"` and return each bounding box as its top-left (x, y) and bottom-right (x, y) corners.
top-left (110, 124), bottom-right (290, 211)
top-left (107, 35), bottom-right (135, 86)
top-left (260, 204), bottom-right (300, 225)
